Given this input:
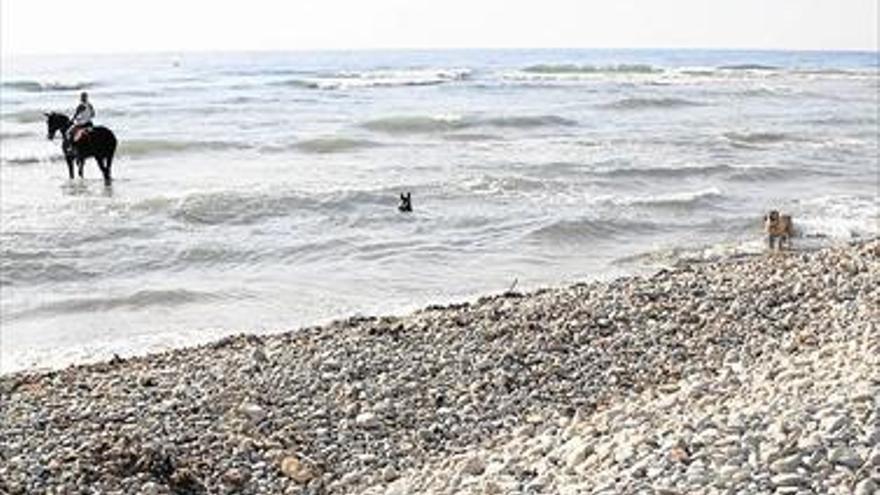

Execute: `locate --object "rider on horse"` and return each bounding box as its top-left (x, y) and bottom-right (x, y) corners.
top-left (66, 91), bottom-right (95, 143)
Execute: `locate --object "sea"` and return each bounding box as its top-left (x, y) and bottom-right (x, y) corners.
top-left (1, 49), bottom-right (877, 373)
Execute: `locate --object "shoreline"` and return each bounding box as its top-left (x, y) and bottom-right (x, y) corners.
top-left (0, 235), bottom-right (848, 379)
top-left (1, 240), bottom-right (877, 494)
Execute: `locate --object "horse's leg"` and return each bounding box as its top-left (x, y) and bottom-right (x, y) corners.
top-left (104, 152), bottom-right (114, 186)
top-left (96, 157), bottom-right (111, 186)
top-left (65, 157), bottom-right (75, 180)
top-left (77, 158), bottom-right (85, 179)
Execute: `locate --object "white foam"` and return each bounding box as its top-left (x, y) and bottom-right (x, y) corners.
top-left (794, 195), bottom-right (879, 240)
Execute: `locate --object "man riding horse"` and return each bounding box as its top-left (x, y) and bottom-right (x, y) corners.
top-left (45, 92), bottom-right (117, 186)
top-left (66, 91), bottom-right (95, 145)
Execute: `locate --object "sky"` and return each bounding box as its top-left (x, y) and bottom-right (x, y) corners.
top-left (1, 0), bottom-right (877, 56)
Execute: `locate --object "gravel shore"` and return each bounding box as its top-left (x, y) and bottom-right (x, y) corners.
top-left (1, 240), bottom-right (877, 494)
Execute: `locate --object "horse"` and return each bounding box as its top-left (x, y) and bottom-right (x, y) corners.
top-left (45, 112), bottom-right (117, 186)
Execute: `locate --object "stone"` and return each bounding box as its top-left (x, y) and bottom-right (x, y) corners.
top-left (382, 466), bottom-right (399, 482)
top-left (854, 478), bottom-right (877, 495)
top-left (253, 346), bottom-right (269, 364)
top-left (770, 454), bottom-right (803, 473)
top-left (222, 467), bottom-right (248, 488)
top-left (238, 402), bottom-right (267, 422)
top-left (280, 456), bottom-right (316, 484)
top-left (564, 438), bottom-right (593, 470)
top-left (821, 414), bottom-right (849, 436)
top-left (718, 465), bottom-right (741, 483)
top-left (356, 412), bottom-right (380, 429)
top-left (461, 456), bottom-right (486, 476)
top-left (829, 446), bottom-right (863, 469)
top-left (169, 469), bottom-right (206, 494)
top-left (668, 447), bottom-right (690, 464)
top-left (771, 473), bottom-right (805, 487)
top-left (138, 375), bottom-right (157, 387)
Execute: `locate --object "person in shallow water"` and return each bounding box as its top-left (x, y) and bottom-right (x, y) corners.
top-left (66, 91), bottom-right (95, 143)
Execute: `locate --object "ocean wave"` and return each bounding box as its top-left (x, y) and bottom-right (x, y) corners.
top-left (600, 97), bottom-right (706, 110)
top-left (329, 68), bottom-right (471, 80)
top-left (610, 187), bottom-right (725, 209)
top-left (0, 130), bottom-right (35, 140)
top-left (273, 79), bottom-right (323, 89)
top-left (551, 162), bottom-right (818, 183)
top-left (614, 238), bottom-right (767, 267)
top-left (680, 69), bottom-right (717, 77)
top-left (791, 68), bottom-right (878, 77)
top-left (482, 115), bottom-right (577, 128)
top-left (443, 133), bottom-right (503, 142)
top-left (119, 139), bottom-right (252, 158)
top-left (725, 165), bottom-right (805, 182)
top-left (128, 187), bottom-right (400, 226)
top-left (530, 217), bottom-right (667, 243)
top-left (522, 64), bottom-right (662, 75)
top-left (722, 131), bottom-right (791, 145)
top-left (6, 289), bottom-right (214, 321)
top-left (804, 116), bottom-right (879, 127)
top-left (2, 80), bottom-right (97, 92)
top-left (294, 137), bottom-right (382, 154)
top-left (0, 256), bottom-right (96, 286)
top-left (717, 64), bottom-right (780, 71)
top-left (794, 195), bottom-right (879, 240)
top-left (2, 110), bottom-right (45, 123)
top-left (1, 155), bottom-right (64, 166)
top-left (361, 115), bottom-right (469, 134)
top-left (361, 114), bottom-right (576, 134)
top-left (273, 68), bottom-right (471, 90)
top-left (593, 163), bottom-right (739, 179)
top-left (465, 174), bottom-right (555, 195)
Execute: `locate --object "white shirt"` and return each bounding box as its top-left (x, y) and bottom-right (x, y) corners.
top-left (73, 102), bottom-right (95, 126)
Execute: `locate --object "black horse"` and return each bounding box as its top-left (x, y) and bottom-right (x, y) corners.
top-left (45, 112), bottom-right (117, 186)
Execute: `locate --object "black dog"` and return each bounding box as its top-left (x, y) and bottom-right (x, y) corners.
top-left (398, 192), bottom-right (412, 212)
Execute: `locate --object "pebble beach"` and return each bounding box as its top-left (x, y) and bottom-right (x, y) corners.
top-left (1, 240), bottom-right (877, 494)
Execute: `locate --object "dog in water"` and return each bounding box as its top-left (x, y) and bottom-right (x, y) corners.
top-left (398, 192), bottom-right (412, 213)
top-left (764, 210), bottom-right (794, 251)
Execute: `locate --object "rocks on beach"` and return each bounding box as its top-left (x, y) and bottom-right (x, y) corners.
top-left (0, 241), bottom-right (877, 494)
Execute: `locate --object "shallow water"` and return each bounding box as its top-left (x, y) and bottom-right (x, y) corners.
top-left (1, 49), bottom-right (877, 372)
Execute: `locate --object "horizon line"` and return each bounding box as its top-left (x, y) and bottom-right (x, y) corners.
top-left (3, 45), bottom-right (878, 59)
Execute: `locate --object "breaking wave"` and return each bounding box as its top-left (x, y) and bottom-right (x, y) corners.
top-left (1, 155), bottom-right (63, 166)
top-left (530, 217), bottom-right (668, 243)
top-left (119, 139), bottom-right (252, 158)
top-left (717, 64), bottom-right (780, 71)
top-left (794, 195), bottom-right (879, 240)
top-left (443, 133), bottom-right (502, 142)
top-left (361, 114), bottom-right (576, 134)
top-left (273, 68), bottom-right (471, 90)
top-left (600, 97), bottom-right (705, 110)
top-left (0, 130), bottom-right (35, 140)
top-left (482, 115), bottom-right (577, 128)
top-left (2, 80), bottom-right (97, 92)
top-left (124, 187), bottom-right (399, 226)
top-left (2, 110), bottom-right (45, 123)
top-left (6, 289), bottom-right (215, 321)
top-left (294, 137), bottom-right (382, 154)
top-left (592, 164), bottom-right (747, 179)
top-left (610, 187), bottom-right (725, 209)
top-left (361, 115), bottom-right (468, 134)
top-left (522, 64), bottom-right (662, 74)
top-left (723, 131), bottom-right (791, 145)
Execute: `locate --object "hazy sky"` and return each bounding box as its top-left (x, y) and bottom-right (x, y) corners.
top-left (2, 0), bottom-right (877, 55)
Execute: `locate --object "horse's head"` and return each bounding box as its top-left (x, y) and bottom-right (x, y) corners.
top-left (44, 112), bottom-right (71, 141)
